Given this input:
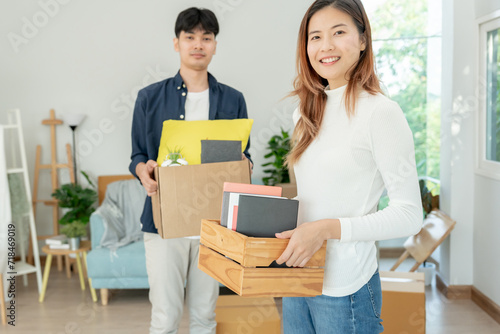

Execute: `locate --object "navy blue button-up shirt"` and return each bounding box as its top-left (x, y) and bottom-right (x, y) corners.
top-left (129, 71), bottom-right (251, 234)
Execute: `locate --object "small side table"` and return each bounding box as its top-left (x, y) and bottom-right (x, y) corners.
top-left (39, 240), bottom-right (97, 303)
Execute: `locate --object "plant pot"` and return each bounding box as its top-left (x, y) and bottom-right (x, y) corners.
top-left (416, 262), bottom-right (436, 286)
top-left (69, 237), bottom-right (81, 250)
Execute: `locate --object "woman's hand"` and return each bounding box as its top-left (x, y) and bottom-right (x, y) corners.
top-left (275, 219), bottom-right (340, 267)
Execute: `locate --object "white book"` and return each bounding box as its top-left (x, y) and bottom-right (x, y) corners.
top-left (49, 243), bottom-right (70, 250)
top-left (45, 235), bottom-right (68, 245)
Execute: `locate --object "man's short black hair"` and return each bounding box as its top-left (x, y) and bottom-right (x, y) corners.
top-left (175, 7), bottom-right (219, 38)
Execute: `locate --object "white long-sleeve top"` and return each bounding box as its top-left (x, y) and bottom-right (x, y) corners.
top-left (293, 85), bottom-right (423, 297)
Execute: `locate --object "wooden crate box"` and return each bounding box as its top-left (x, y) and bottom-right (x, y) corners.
top-left (198, 219), bottom-right (326, 297)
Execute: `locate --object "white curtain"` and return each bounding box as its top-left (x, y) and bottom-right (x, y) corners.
top-left (0, 125), bottom-right (12, 301)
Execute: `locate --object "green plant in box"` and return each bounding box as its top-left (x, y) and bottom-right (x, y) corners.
top-left (162, 146), bottom-right (188, 166)
top-left (262, 128), bottom-right (291, 186)
top-left (52, 171), bottom-right (97, 225)
top-left (60, 221), bottom-right (87, 238)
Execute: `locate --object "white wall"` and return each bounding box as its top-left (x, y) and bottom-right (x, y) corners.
top-left (474, 176), bottom-right (500, 305)
top-left (440, 0), bottom-right (500, 306)
top-left (439, 0), bottom-right (476, 286)
top-left (0, 0), bottom-right (309, 238)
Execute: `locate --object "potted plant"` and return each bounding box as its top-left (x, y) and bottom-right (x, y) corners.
top-left (60, 221), bottom-right (87, 250)
top-left (419, 178), bottom-right (440, 218)
top-left (52, 171), bottom-right (98, 226)
top-left (161, 146), bottom-right (188, 167)
top-left (261, 129), bottom-right (296, 198)
top-left (262, 128), bottom-right (291, 186)
top-left (417, 178), bottom-right (440, 284)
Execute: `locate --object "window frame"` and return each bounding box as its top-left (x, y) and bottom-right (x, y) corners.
top-left (476, 11), bottom-right (500, 181)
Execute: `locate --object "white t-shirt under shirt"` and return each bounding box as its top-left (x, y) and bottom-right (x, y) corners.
top-left (184, 89), bottom-right (210, 239)
top-left (183, 88), bottom-right (209, 239)
top-left (184, 89), bottom-right (209, 121)
top-left (292, 85), bottom-right (423, 297)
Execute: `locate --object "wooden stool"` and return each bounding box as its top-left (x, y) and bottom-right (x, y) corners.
top-left (391, 209), bottom-right (456, 272)
top-left (39, 240), bottom-right (97, 303)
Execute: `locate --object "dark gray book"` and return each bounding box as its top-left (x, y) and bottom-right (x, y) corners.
top-left (235, 195), bottom-right (299, 237)
top-left (201, 140), bottom-right (242, 164)
top-left (220, 183), bottom-right (283, 227)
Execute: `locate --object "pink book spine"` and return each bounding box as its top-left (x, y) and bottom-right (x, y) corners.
top-left (222, 182), bottom-right (282, 197)
top-left (232, 206), bottom-right (238, 231)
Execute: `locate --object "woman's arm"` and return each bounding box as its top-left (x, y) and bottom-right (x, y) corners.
top-left (339, 101), bottom-right (423, 242)
top-left (277, 101), bottom-right (423, 267)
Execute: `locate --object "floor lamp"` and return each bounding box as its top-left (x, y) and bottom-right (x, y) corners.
top-left (64, 114), bottom-right (85, 185)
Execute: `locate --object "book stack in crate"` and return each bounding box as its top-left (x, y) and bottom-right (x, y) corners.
top-left (221, 182), bottom-right (299, 237)
top-left (198, 182), bottom-right (326, 297)
top-left (45, 235), bottom-right (69, 249)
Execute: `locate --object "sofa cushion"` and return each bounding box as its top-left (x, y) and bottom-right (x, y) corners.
top-left (87, 241), bottom-right (147, 279)
top-left (90, 277), bottom-right (149, 289)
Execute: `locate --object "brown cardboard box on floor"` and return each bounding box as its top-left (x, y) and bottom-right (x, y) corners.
top-left (151, 160), bottom-right (251, 238)
top-left (380, 271), bottom-right (426, 334)
top-left (215, 295), bottom-right (281, 334)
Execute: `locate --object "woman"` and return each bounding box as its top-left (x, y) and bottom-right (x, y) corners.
top-left (275, 0), bottom-right (423, 333)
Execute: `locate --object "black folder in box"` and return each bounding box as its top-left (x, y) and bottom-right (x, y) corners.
top-left (235, 195), bottom-right (299, 238)
top-left (201, 140), bottom-right (242, 164)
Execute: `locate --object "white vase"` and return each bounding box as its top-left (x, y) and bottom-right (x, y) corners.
top-left (416, 262), bottom-right (436, 286)
top-left (69, 237), bottom-right (80, 250)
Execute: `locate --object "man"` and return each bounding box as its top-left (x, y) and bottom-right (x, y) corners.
top-left (129, 7), bottom-right (251, 334)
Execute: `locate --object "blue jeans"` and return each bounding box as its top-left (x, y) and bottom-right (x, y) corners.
top-left (283, 271), bottom-right (383, 334)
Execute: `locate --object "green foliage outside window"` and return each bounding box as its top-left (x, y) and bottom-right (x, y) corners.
top-left (486, 28), bottom-right (500, 162)
top-left (372, 0), bottom-right (441, 180)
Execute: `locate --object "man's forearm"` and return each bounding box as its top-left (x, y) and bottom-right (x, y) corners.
top-left (135, 162), bottom-right (146, 179)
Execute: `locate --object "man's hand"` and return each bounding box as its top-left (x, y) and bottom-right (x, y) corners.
top-left (136, 160), bottom-right (158, 196)
top-left (242, 153), bottom-right (253, 174)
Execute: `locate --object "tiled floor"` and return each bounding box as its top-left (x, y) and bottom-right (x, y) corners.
top-left (2, 258), bottom-right (500, 333)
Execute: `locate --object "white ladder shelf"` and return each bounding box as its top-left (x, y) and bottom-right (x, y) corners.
top-left (3, 109), bottom-right (42, 294)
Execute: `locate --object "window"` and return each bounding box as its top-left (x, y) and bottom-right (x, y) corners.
top-left (368, 0), bottom-right (442, 181)
top-left (486, 27), bottom-right (500, 162)
top-left (367, 0), bottom-right (442, 216)
top-left (477, 13), bottom-right (500, 180)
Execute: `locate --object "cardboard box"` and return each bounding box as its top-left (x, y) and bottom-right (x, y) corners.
top-left (199, 219), bottom-right (326, 297)
top-left (152, 160), bottom-right (251, 238)
top-left (276, 183), bottom-right (297, 199)
top-left (216, 295), bottom-right (281, 334)
top-left (380, 271), bottom-right (426, 334)
top-left (277, 168), bottom-right (297, 199)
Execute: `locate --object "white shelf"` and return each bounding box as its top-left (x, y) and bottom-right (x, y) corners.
top-left (2, 109), bottom-right (42, 294)
top-left (13, 261), bottom-right (38, 276)
top-left (7, 168), bottom-right (24, 174)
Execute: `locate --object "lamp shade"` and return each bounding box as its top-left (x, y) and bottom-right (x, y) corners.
top-left (64, 114), bottom-right (86, 127)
